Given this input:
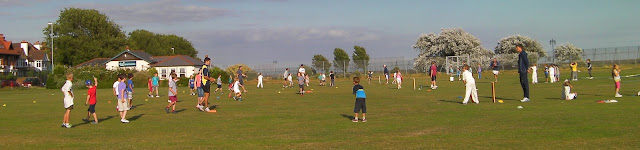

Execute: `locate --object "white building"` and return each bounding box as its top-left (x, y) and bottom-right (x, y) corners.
top-left (76, 49), bottom-right (204, 80)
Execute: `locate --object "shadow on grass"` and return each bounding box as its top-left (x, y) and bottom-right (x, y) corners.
top-left (439, 99), bottom-right (462, 104)
top-left (479, 96), bottom-right (515, 101)
top-left (206, 105), bottom-right (218, 110)
top-left (128, 114), bottom-right (145, 121)
top-left (340, 114), bottom-right (354, 120)
top-left (175, 109), bottom-right (187, 113)
top-left (74, 115), bottom-right (116, 127)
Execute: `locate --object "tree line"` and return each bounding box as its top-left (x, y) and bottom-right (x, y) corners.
top-left (311, 45), bottom-right (370, 74)
top-left (42, 8), bottom-right (198, 66)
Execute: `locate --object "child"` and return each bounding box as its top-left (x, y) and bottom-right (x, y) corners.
top-left (462, 65), bottom-right (479, 104)
top-left (586, 59), bottom-right (593, 79)
top-left (477, 64), bottom-right (482, 79)
top-left (287, 73), bottom-right (293, 87)
top-left (352, 77), bottom-right (367, 122)
top-left (329, 71), bottom-right (335, 87)
top-left (544, 64), bottom-right (549, 83)
top-left (117, 74), bottom-right (130, 123)
top-left (61, 72), bottom-right (74, 128)
top-left (165, 74), bottom-right (179, 114)
top-left (83, 77), bottom-right (99, 124)
top-left (126, 73), bottom-right (134, 108)
top-left (257, 73), bottom-right (264, 88)
top-left (456, 68), bottom-right (461, 81)
top-left (214, 74), bottom-right (222, 94)
top-left (147, 77), bottom-right (153, 97)
top-left (189, 76), bottom-right (195, 95)
top-left (530, 64), bottom-right (538, 84)
top-left (195, 70), bottom-right (205, 111)
top-left (318, 73), bottom-right (324, 86)
top-left (570, 62), bottom-right (578, 81)
top-left (232, 77), bottom-right (243, 101)
top-left (562, 80), bottom-right (577, 100)
top-left (152, 72), bottom-right (160, 97)
top-left (555, 65), bottom-right (560, 81)
top-left (612, 64), bottom-right (622, 97)
top-left (322, 73), bottom-right (326, 86)
top-left (549, 64), bottom-right (556, 83)
top-left (449, 66), bottom-right (454, 77)
top-left (367, 71), bottom-right (373, 84)
top-left (298, 73), bottom-right (305, 96)
top-left (396, 70), bottom-right (402, 89)
top-left (392, 72), bottom-right (397, 84)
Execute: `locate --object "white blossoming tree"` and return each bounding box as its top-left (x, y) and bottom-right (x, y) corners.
top-left (412, 28), bottom-right (493, 71)
top-left (494, 35), bottom-right (547, 65)
top-left (554, 43), bottom-right (583, 62)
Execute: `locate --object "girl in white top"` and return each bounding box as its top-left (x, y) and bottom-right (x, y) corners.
top-left (562, 80), bottom-right (577, 100)
top-left (462, 65), bottom-right (479, 104)
top-left (61, 73), bottom-right (74, 128)
top-left (396, 70), bottom-right (402, 89)
top-left (287, 73), bottom-right (293, 87)
top-left (530, 64), bottom-right (538, 84)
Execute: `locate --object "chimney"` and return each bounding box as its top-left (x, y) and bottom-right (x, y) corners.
top-left (34, 41), bottom-right (41, 50)
top-left (0, 34), bottom-right (4, 41)
top-left (21, 40), bottom-right (29, 56)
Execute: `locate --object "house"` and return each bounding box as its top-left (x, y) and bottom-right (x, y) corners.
top-left (0, 34), bottom-right (50, 76)
top-left (75, 49), bottom-right (204, 80)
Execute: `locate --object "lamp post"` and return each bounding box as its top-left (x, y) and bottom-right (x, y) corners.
top-left (48, 22), bottom-right (54, 73)
top-left (550, 39), bottom-right (556, 64)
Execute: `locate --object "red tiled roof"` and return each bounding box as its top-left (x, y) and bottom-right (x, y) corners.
top-left (0, 40), bottom-right (20, 55)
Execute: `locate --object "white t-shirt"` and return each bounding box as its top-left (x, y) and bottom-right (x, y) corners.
top-left (287, 75), bottom-right (292, 81)
top-left (258, 75), bottom-right (263, 81)
top-left (462, 70), bottom-right (475, 85)
top-left (322, 74), bottom-right (326, 80)
top-left (298, 67), bottom-right (305, 75)
top-left (61, 80), bottom-right (74, 107)
top-left (233, 81), bottom-right (241, 93)
top-left (113, 81), bottom-right (120, 95)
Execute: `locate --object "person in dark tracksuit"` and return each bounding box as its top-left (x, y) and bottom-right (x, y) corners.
top-left (517, 44), bottom-right (531, 102)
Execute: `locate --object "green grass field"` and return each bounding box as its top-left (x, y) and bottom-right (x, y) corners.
top-left (1, 67), bottom-right (640, 149)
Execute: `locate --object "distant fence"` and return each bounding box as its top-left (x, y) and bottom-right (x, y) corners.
top-left (247, 46), bottom-right (640, 78)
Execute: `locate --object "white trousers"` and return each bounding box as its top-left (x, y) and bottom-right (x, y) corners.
top-left (257, 80), bottom-right (263, 88)
top-left (463, 83), bottom-right (479, 104)
top-left (532, 73), bottom-right (538, 83)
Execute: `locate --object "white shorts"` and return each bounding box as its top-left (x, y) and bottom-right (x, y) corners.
top-left (63, 97), bottom-right (74, 109)
top-left (117, 99), bottom-right (130, 111)
top-left (234, 88), bottom-right (241, 94)
top-left (492, 70), bottom-right (499, 75)
top-left (396, 78), bottom-right (402, 83)
top-left (385, 75), bottom-right (389, 79)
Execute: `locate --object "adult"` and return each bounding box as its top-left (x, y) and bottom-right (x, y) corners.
top-left (429, 61), bottom-right (438, 89)
top-left (490, 58), bottom-right (500, 82)
top-left (201, 57), bottom-right (216, 112)
top-left (586, 59), bottom-right (593, 79)
top-left (383, 65), bottom-right (390, 84)
top-left (283, 68), bottom-right (289, 87)
top-left (237, 66), bottom-right (248, 93)
top-left (516, 44), bottom-right (531, 102)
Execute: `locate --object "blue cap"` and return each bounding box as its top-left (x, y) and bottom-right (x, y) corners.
top-left (85, 80), bottom-right (92, 86)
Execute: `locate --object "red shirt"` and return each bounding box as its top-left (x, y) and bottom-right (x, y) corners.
top-left (88, 86), bottom-right (97, 105)
top-left (430, 65), bottom-right (437, 76)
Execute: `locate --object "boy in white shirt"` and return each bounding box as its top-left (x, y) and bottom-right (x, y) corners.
top-left (257, 73), bottom-right (264, 88)
top-left (233, 78), bottom-right (243, 101)
top-left (287, 73), bottom-right (293, 87)
top-left (549, 64), bottom-right (556, 83)
top-left (61, 73), bottom-right (74, 128)
top-left (462, 65), bottom-right (479, 104)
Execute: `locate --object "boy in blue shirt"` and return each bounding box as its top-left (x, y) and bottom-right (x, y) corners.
top-left (126, 73), bottom-right (135, 109)
top-left (189, 76), bottom-right (195, 96)
top-left (352, 77), bottom-right (367, 122)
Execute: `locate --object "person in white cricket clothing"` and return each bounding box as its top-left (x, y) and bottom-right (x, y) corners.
top-left (461, 65), bottom-right (479, 104)
top-left (530, 64), bottom-right (538, 84)
top-left (257, 73), bottom-right (264, 88)
top-left (549, 64), bottom-right (556, 83)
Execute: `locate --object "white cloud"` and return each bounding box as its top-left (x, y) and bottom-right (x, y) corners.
top-left (76, 0), bottom-right (231, 24)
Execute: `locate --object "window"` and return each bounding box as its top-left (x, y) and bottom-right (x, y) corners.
top-left (179, 68), bottom-right (186, 78)
top-left (161, 69), bottom-right (167, 78)
top-left (36, 61), bottom-right (41, 68)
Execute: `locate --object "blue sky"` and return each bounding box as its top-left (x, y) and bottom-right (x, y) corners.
top-left (1, 0), bottom-right (638, 66)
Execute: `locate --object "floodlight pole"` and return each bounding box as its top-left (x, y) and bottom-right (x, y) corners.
top-left (48, 22), bottom-right (54, 73)
top-left (550, 39), bottom-right (556, 64)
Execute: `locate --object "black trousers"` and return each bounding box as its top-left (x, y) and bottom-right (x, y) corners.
top-left (519, 72), bottom-right (529, 98)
